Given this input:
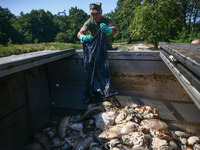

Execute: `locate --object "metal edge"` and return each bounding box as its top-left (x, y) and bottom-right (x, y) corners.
top-left (159, 42), bottom-right (200, 77)
top-left (75, 51), bottom-right (162, 60)
top-left (0, 49), bottom-right (75, 69)
top-left (160, 51), bottom-right (200, 110)
top-left (0, 49), bottom-right (75, 77)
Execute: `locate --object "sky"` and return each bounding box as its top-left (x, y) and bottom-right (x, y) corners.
top-left (0, 0), bottom-right (118, 16)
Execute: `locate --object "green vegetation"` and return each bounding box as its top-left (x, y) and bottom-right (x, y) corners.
top-left (0, 42), bottom-right (82, 58)
top-left (109, 0), bottom-right (200, 49)
top-left (0, 6), bottom-right (89, 45)
top-left (0, 0), bottom-right (200, 50)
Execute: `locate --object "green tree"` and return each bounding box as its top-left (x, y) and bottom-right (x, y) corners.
top-left (168, 0), bottom-right (200, 43)
top-left (183, 0), bottom-right (200, 37)
top-left (67, 7), bottom-right (89, 43)
top-left (130, 0), bottom-right (183, 48)
top-left (109, 0), bottom-right (142, 43)
top-left (14, 9), bottom-right (59, 43)
top-left (55, 32), bottom-right (69, 42)
top-left (0, 6), bottom-right (20, 44)
top-left (54, 10), bottom-right (69, 33)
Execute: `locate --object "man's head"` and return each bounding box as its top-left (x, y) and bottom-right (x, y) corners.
top-left (89, 2), bottom-right (102, 13)
top-left (89, 2), bottom-right (102, 23)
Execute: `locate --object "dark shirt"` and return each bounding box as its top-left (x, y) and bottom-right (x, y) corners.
top-left (82, 15), bottom-right (114, 49)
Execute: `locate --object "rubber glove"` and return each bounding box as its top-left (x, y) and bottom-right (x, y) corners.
top-left (100, 23), bottom-right (113, 35)
top-left (80, 35), bottom-right (93, 43)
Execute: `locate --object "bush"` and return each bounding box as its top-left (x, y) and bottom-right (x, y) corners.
top-left (170, 27), bottom-right (200, 43)
top-left (0, 42), bottom-right (82, 58)
top-left (55, 32), bottom-right (69, 42)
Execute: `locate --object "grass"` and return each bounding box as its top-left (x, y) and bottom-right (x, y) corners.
top-left (0, 42), bottom-right (82, 58)
top-left (0, 41), bottom-right (156, 58)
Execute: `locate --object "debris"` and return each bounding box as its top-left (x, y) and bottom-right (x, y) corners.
top-left (26, 100), bottom-right (200, 150)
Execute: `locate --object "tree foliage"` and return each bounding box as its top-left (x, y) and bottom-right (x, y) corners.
top-left (109, 0), bottom-right (142, 43)
top-left (109, 0), bottom-right (200, 48)
top-left (55, 32), bottom-right (69, 42)
top-left (130, 0), bottom-right (183, 48)
top-left (0, 1), bottom-right (200, 47)
top-left (0, 6), bottom-right (20, 44)
top-left (0, 6), bottom-right (89, 45)
top-left (53, 7), bottom-right (89, 43)
top-left (67, 7), bottom-right (89, 43)
top-left (14, 9), bottom-right (59, 43)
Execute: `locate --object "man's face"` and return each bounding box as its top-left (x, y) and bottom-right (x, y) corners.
top-left (91, 10), bottom-right (102, 23)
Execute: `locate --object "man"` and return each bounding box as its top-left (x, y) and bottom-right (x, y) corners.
top-left (77, 2), bottom-right (117, 50)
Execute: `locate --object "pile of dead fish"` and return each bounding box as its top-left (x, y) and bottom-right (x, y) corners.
top-left (25, 100), bottom-right (200, 150)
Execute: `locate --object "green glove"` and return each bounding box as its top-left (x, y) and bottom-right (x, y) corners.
top-left (100, 23), bottom-right (113, 35)
top-left (80, 35), bottom-right (93, 43)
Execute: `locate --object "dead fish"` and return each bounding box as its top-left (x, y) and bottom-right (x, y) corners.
top-left (24, 142), bottom-right (45, 150)
top-left (115, 144), bottom-right (131, 150)
top-left (169, 140), bottom-right (179, 150)
top-left (170, 130), bottom-right (180, 142)
top-left (156, 129), bottom-right (173, 141)
top-left (68, 123), bottom-right (83, 131)
top-left (187, 147), bottom-right (194, 150)
top-left (187, 136), bottom-right (200, 146)
top-left (115, 110), bottom-right (128, 124)
top-left (90, 147), bottom-right (103, 150)
top-left (133, 116), bottom-right (141, 124)
top-left (131, 145), bottom-right (149, 150)
top-left (181, 145), bottom-right (186, 150)
top-left (73, 106), bottom-right (102, 123)
top-left (110, 147), bottom-right (121, 150)
top-left (125, 114), bottom-right (135, 122)
top-left (33, 133), bottom-right (51, 149)
top-left (99, 121), bottom-right (139, 140)
top-left (105, 139), bottom-right (121, 149)
top-left (95, 111), bottom-right (118, 130)
top-left (121, 132), bottom-right (146, 147)
top-left (62, 142), bottom-right (73, 150)
top-left (43, 127), bottom-right (56, 139)
top-left (144, 134), bottom-right (152, 144)
top-left (79, 130), bottom-right (87, 139)
top-left (93, 130), bottom-right (108, 149)
top-left (102, 101), bottom-right (114, 108)
top-left (24, 133), bottom-right (51, 150)
top-left (102, 101), bottom-right (120, 111)
top-left (174, 131), bottom-right (190, 138)
top-left (74, 137), bottom-right (94, 150)
top-left (57, 116), bottom-right (71, 139)
top-left (143, 113), bottom-right (159, 119)
top-left (48, 138), bottom-right (71, 150)
top-left (157, 145), bottom-right (174, 150)
top-left (152, 138), bottom-right (168, 149)
top-left (180, 138), bottom-right (188, 145)
top-left (194, 144), bottom-right (200, 150)
top-left (140, 119), bottom-right (168, 131)
top-left (51, 136), bottom-right (63, 146)
top-left (105, 96), bottom-right (122, 109)
top-left (89, 142), bottom-right (102, 149)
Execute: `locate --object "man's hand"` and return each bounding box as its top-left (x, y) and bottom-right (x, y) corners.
top-left (80, 35), bottom-right (93, 43)
top-left (100, 23), bottom-right (113, 35)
